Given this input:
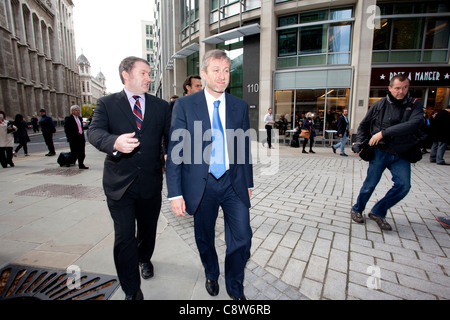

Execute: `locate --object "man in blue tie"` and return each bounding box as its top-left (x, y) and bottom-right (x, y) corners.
top-left (166, 49), bottom-right (253, 300)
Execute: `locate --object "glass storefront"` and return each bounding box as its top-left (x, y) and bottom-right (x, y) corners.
top-left (274, 87), bottom-right (350, 137)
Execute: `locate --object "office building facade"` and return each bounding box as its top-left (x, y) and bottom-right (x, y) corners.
top-left (155, 0), bottom-right (450, 137)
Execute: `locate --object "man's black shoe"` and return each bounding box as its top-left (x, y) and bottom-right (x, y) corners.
top-left (140, 262), bottom-right (154, 279)
top-left (79, 165), bottom-right (89, 169)
top-left (205, 279), bottom-right (219, 296)
top-left (331, 146), bottom-right (336, 154)
top-left (125, 289), bottom-right (143, 300)
top-left (228, 293), bottom-right (246, 300)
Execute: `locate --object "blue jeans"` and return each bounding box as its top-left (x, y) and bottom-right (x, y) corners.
top-left (352, 148), bottom-right (411, 218)
top-left (430, 141), bottom-right (447, 164)
top-left (333, 132), bottom-right (347, 154)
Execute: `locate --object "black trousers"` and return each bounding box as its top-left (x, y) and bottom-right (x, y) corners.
top-left (43, 132), bottom-right (55, 154)
top-left (265, 125), bottom-right (272, 148)
top-left (69, 135), bottom-right (86, 167)
top-left (106, 181), bottom-right (162, 295)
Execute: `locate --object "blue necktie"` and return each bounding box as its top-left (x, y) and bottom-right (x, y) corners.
top-left (210, 100), bottom-right (226, 179)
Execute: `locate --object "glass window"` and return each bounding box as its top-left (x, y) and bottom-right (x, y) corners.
top-left (299, 25), bottom-right (326, 54)
top-left (277, 7), bottom-right (353, 68)
top-left (300, 10), bottom-right (327, 23)
top-left (373, 2), bottom-right (450, 63)
top-left (279, 15), bottom-right (298, 27)
top-left (373, 19), bottom-right (391, 50)
top-left (425, 18), bottom-right (450, 49)
top-left (392, 18), bottom-right (424, 50)
top-left (279, 29), bottom-right (298, 56)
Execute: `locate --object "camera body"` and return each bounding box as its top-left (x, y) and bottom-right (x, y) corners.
top-left (351, 143), bottom-right (362, 153)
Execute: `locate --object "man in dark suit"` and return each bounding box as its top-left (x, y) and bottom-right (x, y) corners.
top-left (88, 56), bottom-right (171, 300)
top-left (166, 49), bottom-right (253, 300)
top-left (64, 105), bottom-right (88, 169)
top-left (331, 108), bottom-right (349, 156)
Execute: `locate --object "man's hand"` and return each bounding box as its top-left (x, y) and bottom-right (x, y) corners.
top-left (113, 132), bottom-right (140, 153)
top-left (369, 131), bottom-right (383, 146)
top-left (171, 198), bottom-right (186, 217)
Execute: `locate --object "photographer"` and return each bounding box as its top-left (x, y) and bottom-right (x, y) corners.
top-left (350, 74), bottom-right (424, 231)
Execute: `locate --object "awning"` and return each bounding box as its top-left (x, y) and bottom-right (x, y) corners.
top-left (202, 23), bottom-right (260, 45)
top-left (171, 43), bottom-right (200, 59)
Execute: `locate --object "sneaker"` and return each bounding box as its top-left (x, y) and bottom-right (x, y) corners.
top-left (368, 212), bottom-right (392, 231)
top-left (351, 209), bottom-right (364, 223)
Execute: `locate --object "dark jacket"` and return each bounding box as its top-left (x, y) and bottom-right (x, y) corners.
top-left (431, 109), bottom-right (450, 144)
top-left (336, 114), bottom-right (349, 136)
top-left (356, 94), bottom-right (424, 155)
top-left (166, 90), bottom-right (253, 215)
top-left (39, 115), bottom-right (56, 135)
top-left (88, 90), bottom-right (171, 201)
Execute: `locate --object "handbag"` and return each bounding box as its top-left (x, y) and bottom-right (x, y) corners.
top-left (300, 129), bottom-right (311, 139)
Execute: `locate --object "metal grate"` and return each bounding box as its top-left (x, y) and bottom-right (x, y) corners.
top-left (0, 264), bottom-right (119, 300)
top-left (15, 184), bottom-right (104, 200)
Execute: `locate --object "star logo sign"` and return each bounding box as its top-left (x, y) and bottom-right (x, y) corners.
top-left (380, 74), bottom-right (386, 80)
top-left (444, 73), bottom-right (450, 80)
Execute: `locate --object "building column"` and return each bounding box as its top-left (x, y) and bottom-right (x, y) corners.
top-left (258, 0), bottom-right (277, 130)
top-left (350, 0), bottom-right (376, 135)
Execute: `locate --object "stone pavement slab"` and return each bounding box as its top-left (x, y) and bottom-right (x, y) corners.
top-left (0, 140), bottom-right (449, 300)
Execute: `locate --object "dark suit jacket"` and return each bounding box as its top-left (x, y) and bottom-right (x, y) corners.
top-left (166, 90), bottom-right (253, 215)
top-left (88, 90), bottom-right (171, 200)
top-left (64, 115), bottom-right (85, 142)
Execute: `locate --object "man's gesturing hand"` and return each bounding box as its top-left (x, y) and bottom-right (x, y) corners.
top-left (114, 132), bottom-right (140, 153)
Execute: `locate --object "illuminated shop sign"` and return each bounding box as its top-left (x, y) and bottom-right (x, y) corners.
top-left (371, 66), bottom-right (450, 87)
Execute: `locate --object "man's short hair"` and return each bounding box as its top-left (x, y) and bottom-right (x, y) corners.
top-left (70, 105), bottom-right (80, 112)
top-left (183, 75), bottom-right (201, 94)
top-left (200, 49), bottom-right (230, 71)
top-left (389, 74), bottom-right (410, 86)
top-left (119, 56), bottom-right (150, 84)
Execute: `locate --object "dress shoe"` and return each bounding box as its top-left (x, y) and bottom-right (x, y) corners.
top-left (45, 152), bottom-right (56, 156)
top-left (228, 293), bottom-right (246, 300)
top-left (331, 146), bottom-right (336, 154)
top-left (205, 279), bottom-right (219, 296)
top-left (340, 153), bottom-right (348, 157)
top-left (79, 165), bottom-right (89, 169)
top-left (140, 262), bottom-right (154, 279)
top-left (125, 289), bottom-right (143, 300)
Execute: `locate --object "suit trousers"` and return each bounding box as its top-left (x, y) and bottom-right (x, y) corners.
top-left (194, 171), bottom-right (252, 298)
top-left (69, 135), bottom-right (86, 167)
top-left (106, 179), bottom-right (161, 295)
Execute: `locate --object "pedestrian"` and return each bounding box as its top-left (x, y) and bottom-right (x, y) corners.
top-left (182, 75), bottom-right (203, 96)
top-left (39, 108), bottom-right (56, 156)
top-left (263, 107), bottom-right (275, 148)
top-left (166, 49), bottom-right (253, 300)
top-left (13, 114), bottom-right (30, 157)
top-left (0, 111), bottom-right (16, 168)
top-left (88, 56), bottom-right (171, 300)
top-left (331, 109), bottom-right (349, 156)
top-left (31, 115), bottom-right (39, 132)
top-left (64, 105), bottom-right (88, 169)
top-left (351, 74), bottom-right (424, 231)
top-left (301, 112), bottom-right (316, 154)
top-left (429, 105), bottom-right (450, 165)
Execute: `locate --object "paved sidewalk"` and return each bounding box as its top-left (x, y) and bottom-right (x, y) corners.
top-left (0, 140), bottom-right (449, 300)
